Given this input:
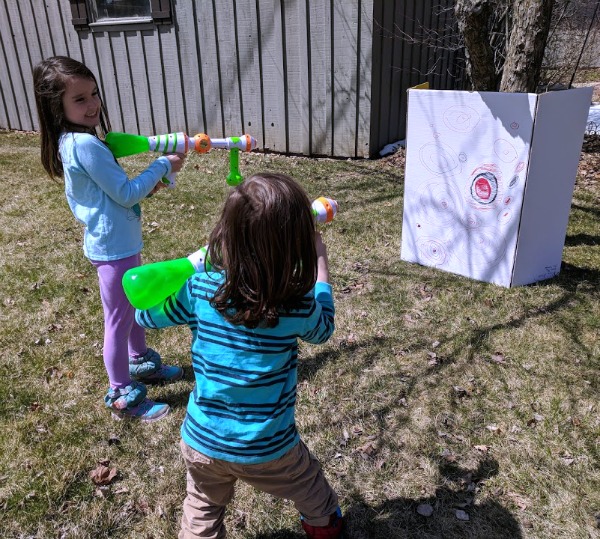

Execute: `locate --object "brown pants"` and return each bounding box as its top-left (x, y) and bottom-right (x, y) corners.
top-left (179, 439), bottom-right (339, 538)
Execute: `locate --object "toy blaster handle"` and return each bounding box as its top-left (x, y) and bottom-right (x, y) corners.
top-left (189, 133), bottom-right (257, 186)
top-left (311, 197), bottom-right (338, 223)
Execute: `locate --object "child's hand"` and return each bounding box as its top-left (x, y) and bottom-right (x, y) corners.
top-left (315, 232), bottom-right (329, 283)
top-left (166, 153), bottom-right (186, 173)
top-left (149, 181), bottom-right (167, 196)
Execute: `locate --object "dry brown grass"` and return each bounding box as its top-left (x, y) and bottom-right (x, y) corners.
top-left (0, 130), bottom-right (599, 538)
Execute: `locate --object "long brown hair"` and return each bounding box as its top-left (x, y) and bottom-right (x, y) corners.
top-left (208, 173), bottom-right (318, 328)
top-left (32, 56), bottom-right (111, 179)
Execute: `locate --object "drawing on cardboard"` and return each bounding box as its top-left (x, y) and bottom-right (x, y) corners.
top-left (401, 90), bottom-right (537, 285)
top-left (401, 87), bottom-right (593, 287)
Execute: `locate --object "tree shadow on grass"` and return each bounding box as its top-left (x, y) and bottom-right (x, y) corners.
top-left (342, 457), bottom-right (523, 539)
top-left (251, 456), bottom-right (522, 539)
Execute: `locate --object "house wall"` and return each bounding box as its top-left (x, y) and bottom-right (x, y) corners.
top-left (0, 0), bottom-right (462, 157)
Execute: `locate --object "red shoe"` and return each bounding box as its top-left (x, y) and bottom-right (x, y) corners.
top-left (301, 507), bottom-right (344, 539)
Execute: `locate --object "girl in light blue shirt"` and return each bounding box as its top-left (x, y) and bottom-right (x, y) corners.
top-left (33, 56), bottom-right (185, 421)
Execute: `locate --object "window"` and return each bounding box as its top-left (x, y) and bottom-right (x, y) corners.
top-left (70, 0), bottom-right (171, 29)
top-left (95, 0), bottom-right (151, 20)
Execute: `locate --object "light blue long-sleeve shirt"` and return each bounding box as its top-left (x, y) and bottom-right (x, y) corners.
top-left (135, 273), bottom-right (335, 464)
top-left (59, 132), bottom-right (171, 261)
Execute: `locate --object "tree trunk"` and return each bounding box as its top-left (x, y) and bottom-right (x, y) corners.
top-left (500, 0), bottom-right (554, 92)
top-left (455, 0), bottom-right (499, 91)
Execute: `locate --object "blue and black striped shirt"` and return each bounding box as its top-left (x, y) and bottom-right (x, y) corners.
top-left (135, 272), bottom-right (335, 464)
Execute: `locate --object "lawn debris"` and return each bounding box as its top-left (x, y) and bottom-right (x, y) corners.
top-left (527, 414), bottom-right (545, 427)
top-left (453, 386), bottom-right (470, 398)
top-left (417, 503), bottom-right (434, 517)
top-left (506, 491), bottom-right (529, 511)
top-left (441, 448), bottom-right (457, 462)
top-left (89, 461), bottom-right (118, 486)
top-left (355, 440), bottom-right (378, 459)
top-left (455, 509), bottom-right (470, 521)
top-left (490, 352), bottom-right (506, 363)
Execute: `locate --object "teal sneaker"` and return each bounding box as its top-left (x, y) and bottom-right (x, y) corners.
top-left (104, 381), bottom-right (170, 422)
top-left (129, 348), bottom-right (183, 384)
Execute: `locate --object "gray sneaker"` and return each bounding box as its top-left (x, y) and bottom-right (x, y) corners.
top-left (104, 381), bottom-right (170, 422)
top-left (129, 348), bottom-right (184, 384)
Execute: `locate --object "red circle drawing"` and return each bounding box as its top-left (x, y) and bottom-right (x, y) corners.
top-left (470, 172), bottom-right (498, 205)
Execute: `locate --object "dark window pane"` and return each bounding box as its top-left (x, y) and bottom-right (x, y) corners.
top-left (95, 0), bottom-right (151, 20)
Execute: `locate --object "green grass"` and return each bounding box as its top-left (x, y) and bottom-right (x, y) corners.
top-left (0, 130), bottom-right (598, 538)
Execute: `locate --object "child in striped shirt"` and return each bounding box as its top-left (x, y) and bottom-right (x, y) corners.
top-left (136, 172), bottom-right (343, 538)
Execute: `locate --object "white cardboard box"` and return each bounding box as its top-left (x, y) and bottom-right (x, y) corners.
top-left (400, 87), bottom-right (592, 287)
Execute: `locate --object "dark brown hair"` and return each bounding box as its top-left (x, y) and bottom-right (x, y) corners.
top-left (208, 173), bottom-right (317, 328)
top-left (32, 56), bottom-right (111, 179)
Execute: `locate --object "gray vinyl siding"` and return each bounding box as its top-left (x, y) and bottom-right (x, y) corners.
top-left (0, 0), bottom-right (463, 157)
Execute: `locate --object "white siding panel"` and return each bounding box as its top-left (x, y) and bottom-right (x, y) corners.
top-left (94, 32), bottom-right (124, 132)
top-left (195, 0), bottom-right (224, 137)
top-left (259, 0), bottom-right (286, 153)
top-left (45, 1), bottom-right (70, 58)
top-left (332, 0), bottom-right (358, 157)
top-left (5, 2), bottom-right (37, 130)
top-left (235, 0), bottom-right (263, 146)
top-left (141, 30), bottom-right (168, 134)
top-left (284, 0), bottom-right (310, 155)
top-left (356, 0), bottom-right (373, 158)
top-left (125, 31), bottom-right (154, 134)
top-left (309, 1), bottom-right (332, 156)
top-left (56, 0), bottom-right (84, 60)
top-left (174, 0), bottom-right (205, 135)
top-left (0, 37), bottom-right (11, 129)
top-left (34, 1), bottom-right (58, 59)
top-left (0, 1), bottom-right (32, 130)
top-left (158, 25), bottom-right (186, 133)
top-left (19, 0), bottom-right (48, 67)
top-left (215, 0), bottom-right (243, 136)
top-left (111, 32), bottom-right (139, 134)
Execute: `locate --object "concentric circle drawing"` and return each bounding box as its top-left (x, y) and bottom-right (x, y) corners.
top-left (419, 142), bottom-right (460, 175)
top-left (463, 212), bottom-right (481, 229)
top-left (470, 171), bottom-right (498, 205)
top-left (417, 237), bottom-right (450, 266)
top-left (463, 228), bottom-right (507, 269)
top-left (418, 182), bottom-right (463, 226)
top-left (494, 138), bottom-right (518, 163)
top-left (443, 105), bottom-right (480, 133)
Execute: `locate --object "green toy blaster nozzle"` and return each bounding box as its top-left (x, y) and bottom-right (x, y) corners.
top-left (105, 132), bottom-right (151, 158)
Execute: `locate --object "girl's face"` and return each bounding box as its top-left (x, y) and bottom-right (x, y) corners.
top-left (62, 76), bottom-right (101, 128)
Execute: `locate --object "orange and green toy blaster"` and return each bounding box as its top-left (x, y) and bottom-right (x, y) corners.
top-left (105, 131), bottom-right (257, 187)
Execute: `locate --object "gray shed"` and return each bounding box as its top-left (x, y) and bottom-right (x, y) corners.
top-left (0, 0), bottom-right (463, 157)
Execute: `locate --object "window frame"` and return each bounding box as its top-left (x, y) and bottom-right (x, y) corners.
top-left (70, 0), bottom-right (172, 30)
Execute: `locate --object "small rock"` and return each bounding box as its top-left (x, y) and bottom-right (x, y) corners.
top-left (417, 503), bottom-right (434, 517)
top-left (456, 509), bottom-right (470, 521)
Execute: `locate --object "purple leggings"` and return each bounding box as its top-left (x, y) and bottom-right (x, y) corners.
top-left (91, 253), bottom-right (147, 389)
